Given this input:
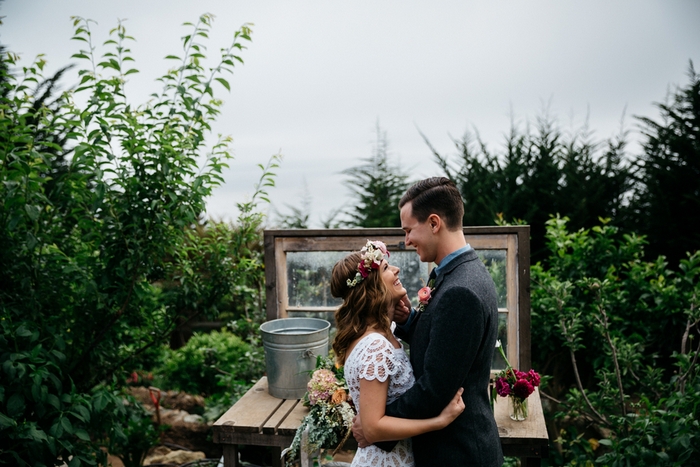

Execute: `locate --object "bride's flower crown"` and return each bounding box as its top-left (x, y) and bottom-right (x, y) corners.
top-left (346, 240), bottom-right (390, 288)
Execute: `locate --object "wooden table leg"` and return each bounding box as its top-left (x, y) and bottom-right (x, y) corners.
top-left (271, 446), bottom-right (283, 467)
top-left (223, 445), bottom-right (238, 467)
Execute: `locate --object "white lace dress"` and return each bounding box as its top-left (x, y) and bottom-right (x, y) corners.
top-left (344, 332), bottom-right (416, 467)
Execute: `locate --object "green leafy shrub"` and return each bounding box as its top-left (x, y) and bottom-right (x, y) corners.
top-left (531, 216), bottom-right (700, 466)
top-left (108, 394), bottom-right (163, 467)
top-left (158, 329), bottom-right (261, 396)
top-left (0, 15), bottom-right (258, 466)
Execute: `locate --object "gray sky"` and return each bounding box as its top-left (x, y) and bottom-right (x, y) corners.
top-left (3, 1), bottom-right (699, 227)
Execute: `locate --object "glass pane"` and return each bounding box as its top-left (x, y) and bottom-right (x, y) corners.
top-left (476, 249), bottom-right (507, 308)
top-left (391, 252), bottom-right (430, 309)
top-left (287, 251), bottom-right (346, 307)
top-left (491, 311), bottom-right (509, 370)
top-left (287, 250), bottom-right (429, 308)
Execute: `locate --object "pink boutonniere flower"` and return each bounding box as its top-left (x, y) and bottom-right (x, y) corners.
top-left (416, 278), bottom-right (435, 312)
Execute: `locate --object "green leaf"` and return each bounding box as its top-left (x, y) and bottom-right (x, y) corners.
top-left (26, 425), bottom-right (48, 442)
top-left (73, 405), bottom-right (90, 423)
top-left (93, 391), bottom-right (108, 412)
top-left (0, 412), bottom-right (17, 428)
top-left (61, 416), bottom-right (74, 435)
top-left (24, 204), bottom-right (41, 221)
top-left (214, 77), bottom-right (230, 91)
top-left (7, 393), bottom-right (25, 416)
top-left (47, 394), bottom-right (61, 410)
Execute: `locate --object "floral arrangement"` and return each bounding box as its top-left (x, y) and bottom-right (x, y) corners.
top-left (284, 356), bottom-right (356, 466)
top-left (491, 340), bottom-right (541, 420)
top-left (346, 240), bottom-right (389, 288)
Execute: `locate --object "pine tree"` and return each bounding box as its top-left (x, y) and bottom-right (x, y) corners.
top-left (629, 61), bottom-right (700, 264)
top-left (342, 122), bottom-right (410, 228)
top-left (426, 113), bottom-right (633, 264)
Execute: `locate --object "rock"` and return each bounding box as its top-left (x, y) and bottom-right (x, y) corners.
top-left (127, 387), bottom-right (205, 414)
top-left (184, 413), bottom-right (204, 424)
top-left (143, 446), bottom-right (205, 465)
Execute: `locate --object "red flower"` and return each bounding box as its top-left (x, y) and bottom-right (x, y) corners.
top-left (358, 261), bottom-right (369, 278)
top-left (495, 377), bottom-right (511, 397)
top-left (527, 369), bottom-right (541, 387)
top-left (513, 379), bottom-right (534, 399)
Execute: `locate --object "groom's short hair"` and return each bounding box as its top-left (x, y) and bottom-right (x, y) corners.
top-left (399, 177), bottom-right (464, 231)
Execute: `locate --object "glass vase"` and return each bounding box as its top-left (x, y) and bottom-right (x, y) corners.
top-left (509, 396), bottom-right (528, 421)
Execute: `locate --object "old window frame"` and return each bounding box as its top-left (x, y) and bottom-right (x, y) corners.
top-left (263, 226), bottom-right (531, 370)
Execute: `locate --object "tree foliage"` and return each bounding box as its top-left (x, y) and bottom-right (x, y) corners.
top-left (425, 115), bottom-right (632, 263)
top-left (341, 122), bottom-right (410, 228)
top-left (0, 15), bottom-right (259, 466)
top-left (625, 61), bottom-right (700, 266)
top-left (531, 217), bottom-right (700, 466)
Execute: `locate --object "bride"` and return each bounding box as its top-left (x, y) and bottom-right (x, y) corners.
top-left (330, 240), bottom-right (464, 467)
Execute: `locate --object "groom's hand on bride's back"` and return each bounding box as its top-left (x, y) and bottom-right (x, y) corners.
top-left (393, 295), bottom-right (411, 325)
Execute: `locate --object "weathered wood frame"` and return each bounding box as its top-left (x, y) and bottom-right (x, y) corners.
top-left (263, 226), bottom-right (531, 370)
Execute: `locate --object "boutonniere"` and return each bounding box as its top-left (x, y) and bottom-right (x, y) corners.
top-left (416, 278), bottom-right (435, 313)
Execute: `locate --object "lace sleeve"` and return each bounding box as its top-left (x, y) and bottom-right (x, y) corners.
top-left (357, 336), bottom-right (400, 383)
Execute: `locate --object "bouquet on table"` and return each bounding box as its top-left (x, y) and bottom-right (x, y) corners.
top-left (284, 356), bottom-right (356, 466)
top-left (491, 340), bottom-right (541, 421)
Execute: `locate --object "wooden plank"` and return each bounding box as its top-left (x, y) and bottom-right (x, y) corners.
top-left (215, 430), bottom-right (295, 448)
top-left (277, 398), bottom-right (310, 436)
top-left (264, 231), bottom-right (279, 322)
top-left (465, 235), bottom-right (509, 249)
top-left (494, 388), bottom-right (548, 442)
top-left (517, 226), bottom-right (532, 371)
top-left (263, 399), bottom-right (299, 435)
top-left (213, 378), bottom-right (284, 434)
top-left (280, 236), bottom-right (408, 252)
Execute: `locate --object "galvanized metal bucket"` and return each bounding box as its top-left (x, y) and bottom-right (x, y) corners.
top-left (260, 317), bottom-right (331, 399)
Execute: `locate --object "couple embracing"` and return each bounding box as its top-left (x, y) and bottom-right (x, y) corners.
top-left (330, 177), bottom-right (504, 467)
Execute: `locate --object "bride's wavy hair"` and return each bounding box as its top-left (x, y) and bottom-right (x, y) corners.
top-left (331, 251), bottom-right (392, 365)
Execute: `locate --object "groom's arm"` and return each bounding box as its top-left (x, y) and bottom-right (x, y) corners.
top-left (387, 286), bottom-right (485, 419)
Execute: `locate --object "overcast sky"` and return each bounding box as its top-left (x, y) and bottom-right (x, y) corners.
top-left (3, 1), bottom-right (699, 227)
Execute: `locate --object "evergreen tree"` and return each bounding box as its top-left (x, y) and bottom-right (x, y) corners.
top-left (628, 62), bottom-right (700, 265)
top-left (341, 122), bottom-right (410, 228)
top-left (426, 113), bottom-right (632, 263)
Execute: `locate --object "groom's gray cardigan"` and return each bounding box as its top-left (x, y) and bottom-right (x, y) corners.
top-left (387, 248), bottom-right (504, 467)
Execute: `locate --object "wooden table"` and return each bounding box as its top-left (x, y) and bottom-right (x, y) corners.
top-left (213, 377), bottom-right (549, 467)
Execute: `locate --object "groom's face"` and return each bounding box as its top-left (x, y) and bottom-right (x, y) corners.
top-left (400, 202), bottom-right (437, 263)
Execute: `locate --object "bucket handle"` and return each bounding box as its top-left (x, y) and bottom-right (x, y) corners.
top-left (301, 349), bottom-right (315, 359)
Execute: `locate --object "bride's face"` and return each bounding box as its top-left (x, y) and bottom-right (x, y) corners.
top-left (380, 259), bottom-right (406, 305)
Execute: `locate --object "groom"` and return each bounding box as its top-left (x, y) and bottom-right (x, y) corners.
top-left (353, 177), bottom-right (503, 466)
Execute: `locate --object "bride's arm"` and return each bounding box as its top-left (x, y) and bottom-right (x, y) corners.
top-left (358, 377), bottom-right (464, 444)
